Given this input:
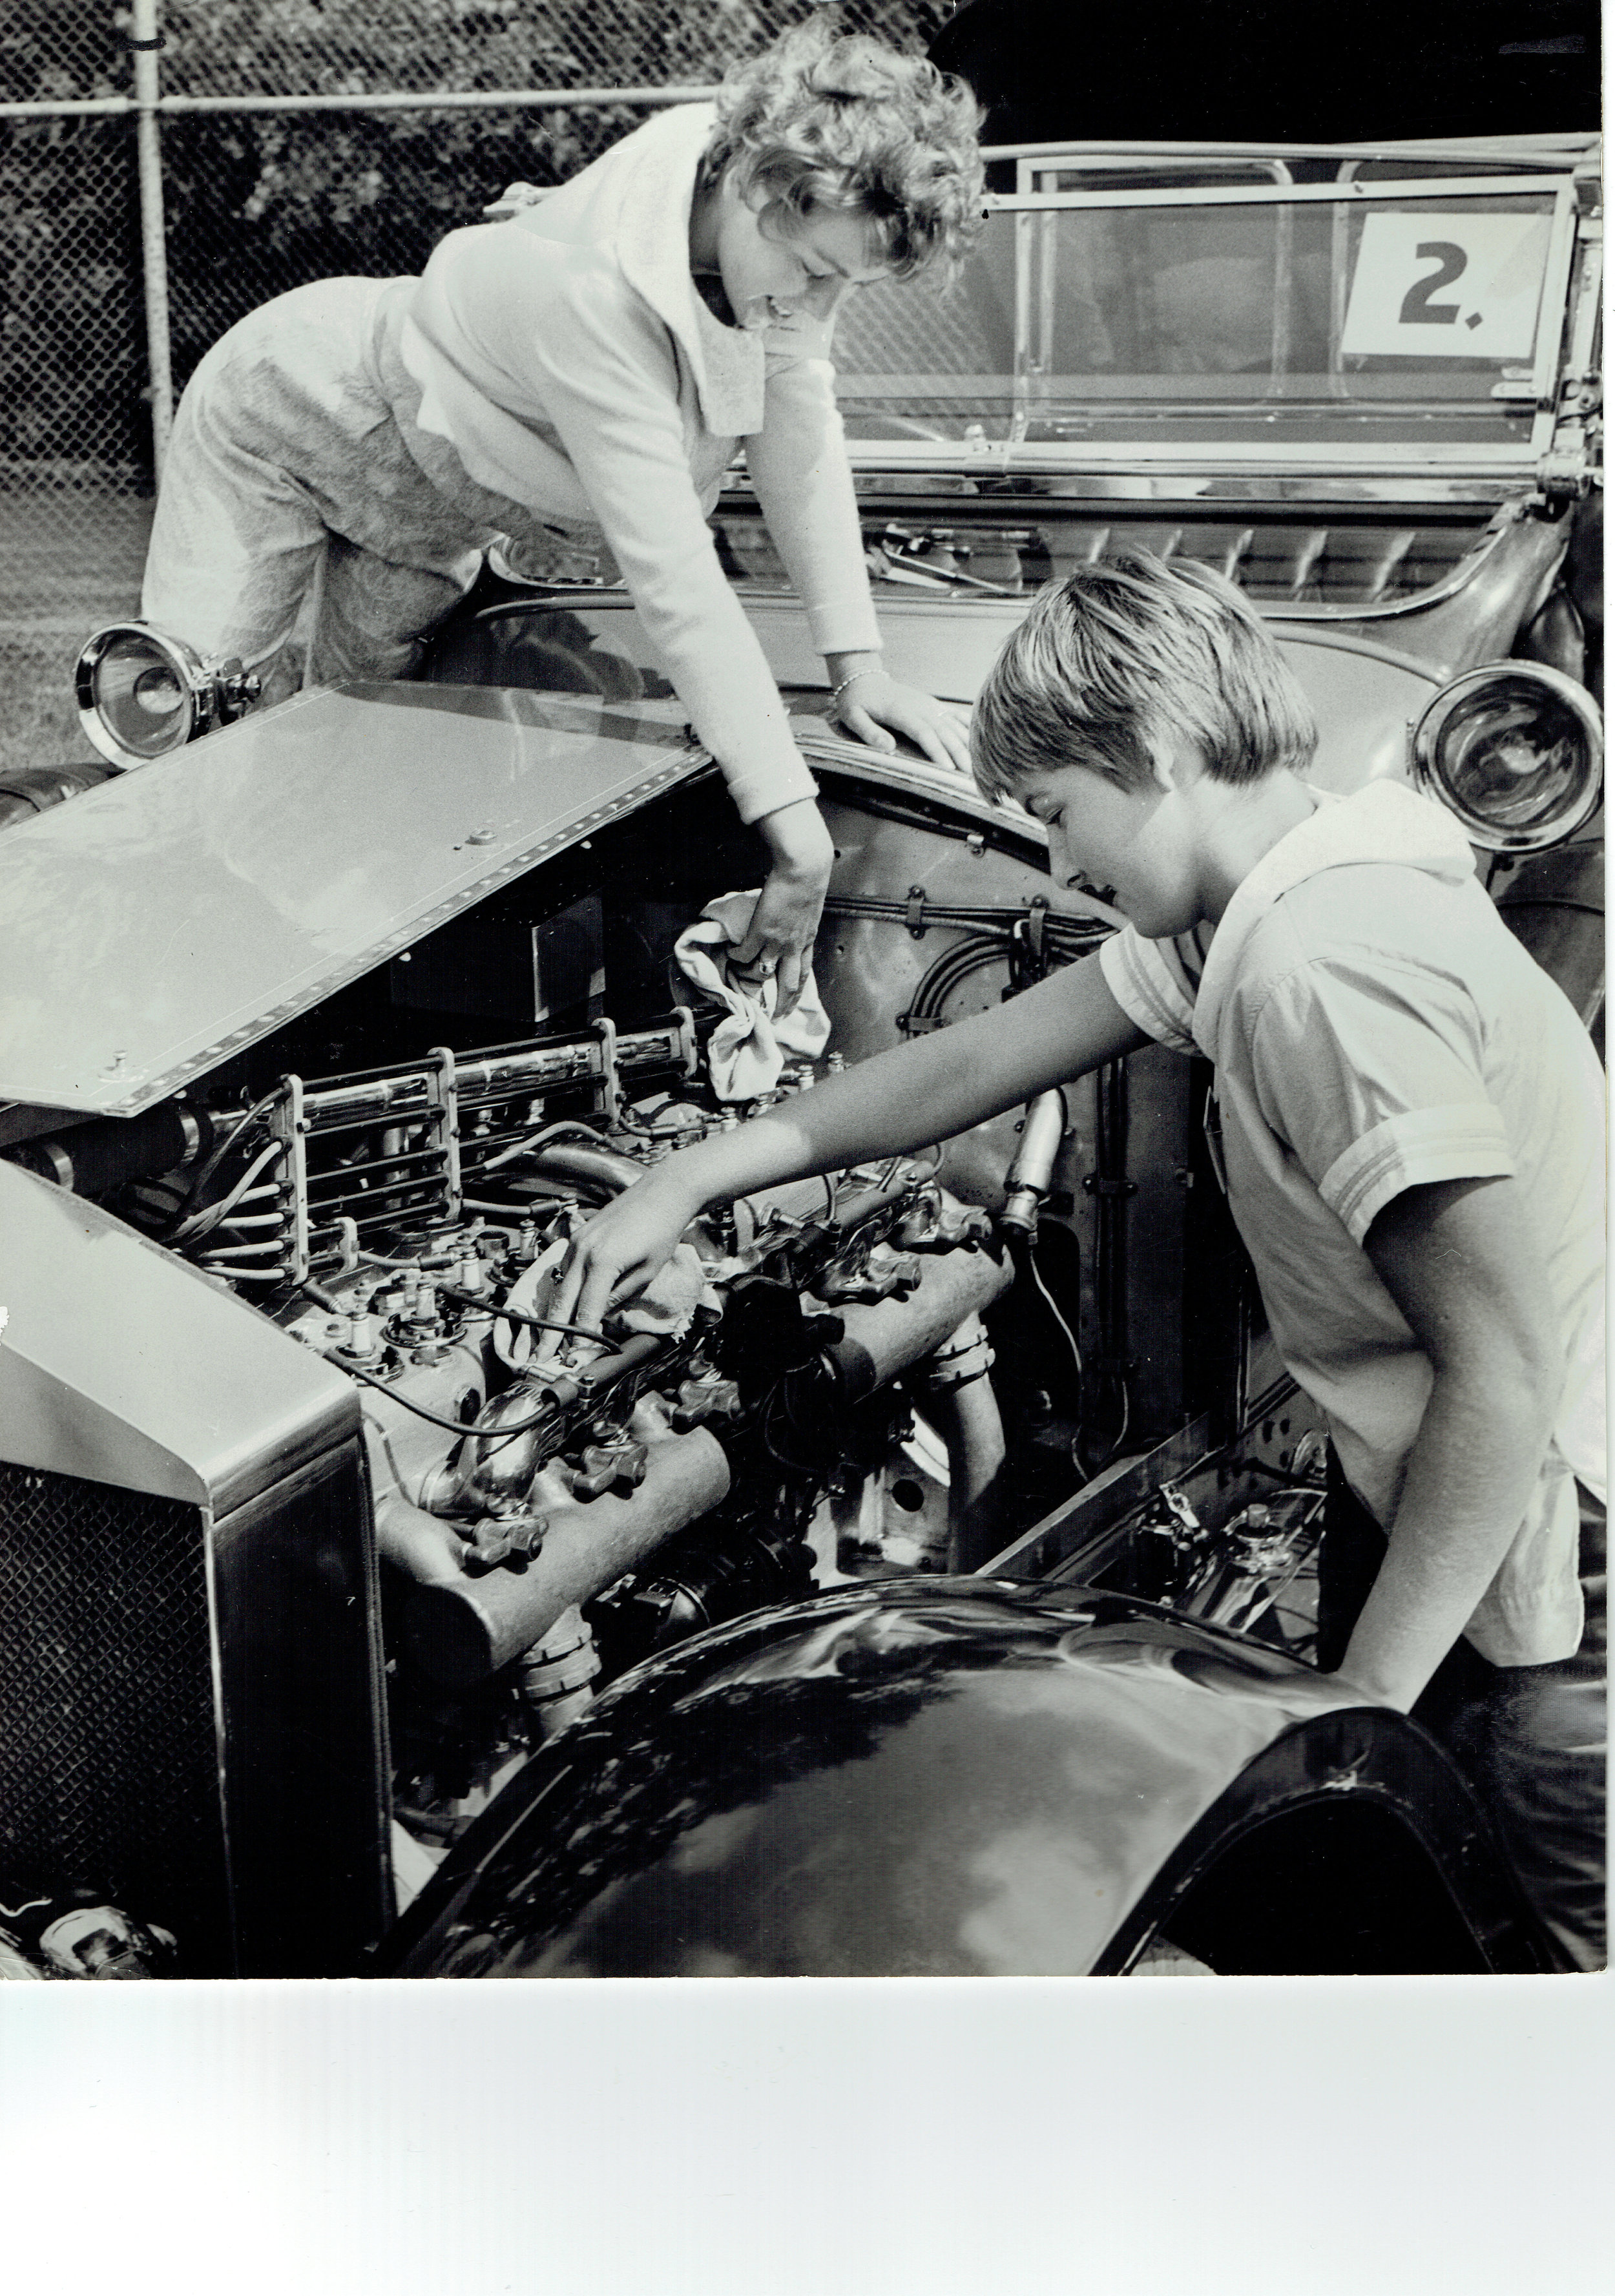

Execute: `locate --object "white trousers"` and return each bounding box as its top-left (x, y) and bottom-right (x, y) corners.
top-left (143, 277), bottom-right (577, 688)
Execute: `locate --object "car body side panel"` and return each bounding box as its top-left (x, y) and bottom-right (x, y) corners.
top-left (572, 595), bottom-right (1442, 793)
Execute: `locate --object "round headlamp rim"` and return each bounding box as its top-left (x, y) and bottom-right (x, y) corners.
top-left (1410, 658), bottom-right (1604, 855)
top-left (74, 621), bottom-right (214, 771)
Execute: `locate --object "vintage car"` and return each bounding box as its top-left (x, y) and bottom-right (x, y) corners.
top-left (0, 76), bottom-right (1601, 1976)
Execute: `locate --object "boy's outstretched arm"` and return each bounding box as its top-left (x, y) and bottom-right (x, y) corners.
top-left (549, 946), bottom-right (1147, 1335)
top-left (1340, 1173), bottom-right (1567, 1712)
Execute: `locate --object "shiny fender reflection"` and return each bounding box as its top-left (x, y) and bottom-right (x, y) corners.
top-left (384, 1579), bottom-right (1423, 1979)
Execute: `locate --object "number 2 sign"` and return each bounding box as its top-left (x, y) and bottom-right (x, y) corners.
top-left (1341, 211), bottom-right (1552, 361)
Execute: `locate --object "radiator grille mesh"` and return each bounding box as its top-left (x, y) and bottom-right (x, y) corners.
top-left (0, 1463), bottom-right (231, 1967)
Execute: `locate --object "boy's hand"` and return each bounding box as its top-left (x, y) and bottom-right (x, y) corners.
top-left (545, 952), bottom-right (1148, 1345)
top-left (546, 1169), bottom-right (705, 1342)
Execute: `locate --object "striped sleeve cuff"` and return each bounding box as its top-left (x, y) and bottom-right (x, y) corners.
top-left (1320, 1103), bottom-right (1516, 1244)
top-left (1099, 930), bottom-right (1198, 1054)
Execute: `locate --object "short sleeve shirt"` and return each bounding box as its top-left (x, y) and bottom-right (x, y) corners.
top-left (1100, 783), bottom-right (1606, 1665)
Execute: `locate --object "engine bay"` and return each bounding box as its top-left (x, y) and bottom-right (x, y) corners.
top-left (0, 731), bottom-right (1335, 1940)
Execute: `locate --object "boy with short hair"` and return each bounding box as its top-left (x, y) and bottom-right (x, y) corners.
top-left (553, 549), bottom-right (1607, 1967)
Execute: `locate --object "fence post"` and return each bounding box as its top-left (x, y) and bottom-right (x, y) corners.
top-left (131, 0), bottom-right (174, 475)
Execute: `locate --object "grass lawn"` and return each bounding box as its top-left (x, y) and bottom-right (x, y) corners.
top-left (0, 628), bottom-right (105, 778)
top-left (0, 486), bottom-right (152, 775)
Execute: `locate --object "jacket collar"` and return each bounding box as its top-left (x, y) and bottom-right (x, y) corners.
top-left (516, 103), bottom-right (808, 438)
top-left (1191, 778), bottom-right (1478, 1057)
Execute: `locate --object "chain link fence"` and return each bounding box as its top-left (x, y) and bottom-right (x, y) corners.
top-left (0, 0), bottom-right (948, 771)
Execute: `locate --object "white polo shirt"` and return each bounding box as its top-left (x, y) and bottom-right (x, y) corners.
top-left (1100, 780), bottom-right (1606, 1666)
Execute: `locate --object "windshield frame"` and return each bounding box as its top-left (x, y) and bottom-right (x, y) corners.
top-left (836, 165), bottom-right (1587, 481)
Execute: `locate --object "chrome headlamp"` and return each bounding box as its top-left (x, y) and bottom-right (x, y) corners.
top-left (1411, 662), bottom-right (1603, 853)
top-left (74, 623), bottom-right (262, 771)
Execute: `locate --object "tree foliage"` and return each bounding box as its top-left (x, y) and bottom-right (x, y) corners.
top-left (0, 1), bottom-right (946, 475)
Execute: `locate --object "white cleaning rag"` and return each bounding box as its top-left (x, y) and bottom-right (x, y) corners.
top-left (494, 1235), bottom-right (718, 1375)
top-left (674, 890), bottom-right (831, 1101)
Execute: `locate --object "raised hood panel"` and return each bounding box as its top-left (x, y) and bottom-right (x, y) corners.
top-left (0, 684), bottom-right (705, 1119)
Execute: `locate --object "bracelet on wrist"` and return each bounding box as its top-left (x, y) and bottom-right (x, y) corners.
top-left (829, 667), bottom-right (882, 712)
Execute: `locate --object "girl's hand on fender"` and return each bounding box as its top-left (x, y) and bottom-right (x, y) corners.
top-left (832, 670), bottom-right (973, 775)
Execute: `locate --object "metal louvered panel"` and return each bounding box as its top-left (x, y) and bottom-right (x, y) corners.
top-left (0, 1464), bottom-right (232, 1970)
top-left (713, 503), bottom-right (1496, 613)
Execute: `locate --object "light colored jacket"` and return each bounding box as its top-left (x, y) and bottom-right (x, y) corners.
top-left (393, 103), bottom-right (884, 824)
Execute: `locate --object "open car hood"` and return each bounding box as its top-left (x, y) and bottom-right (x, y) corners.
top-left (0, 685), bottom-right (714, 1121)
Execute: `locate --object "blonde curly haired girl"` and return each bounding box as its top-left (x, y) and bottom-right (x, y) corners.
top-left (141, 23), bottom-right (986, 1005)
top-left (705, 21), bottom-right (985, 278)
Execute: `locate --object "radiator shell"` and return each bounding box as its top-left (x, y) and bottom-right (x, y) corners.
top-left (0, 1165), bottom-right (391, 1976)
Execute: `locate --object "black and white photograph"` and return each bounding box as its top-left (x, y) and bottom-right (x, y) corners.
top-left (0, 0), bottom-right (1606, 2275)
top-left (0, 0), bottom-right (1603, 1985)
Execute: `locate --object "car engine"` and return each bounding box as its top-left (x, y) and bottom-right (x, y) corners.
top-left (6, 950), bottom-right (1049, 1905)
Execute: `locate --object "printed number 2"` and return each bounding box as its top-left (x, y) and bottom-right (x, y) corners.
top-left (1399, 241), bottom-right (1467, 326)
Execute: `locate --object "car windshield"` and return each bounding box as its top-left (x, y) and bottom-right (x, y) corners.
top-left (835, 177), bottom-right (1568, 460)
